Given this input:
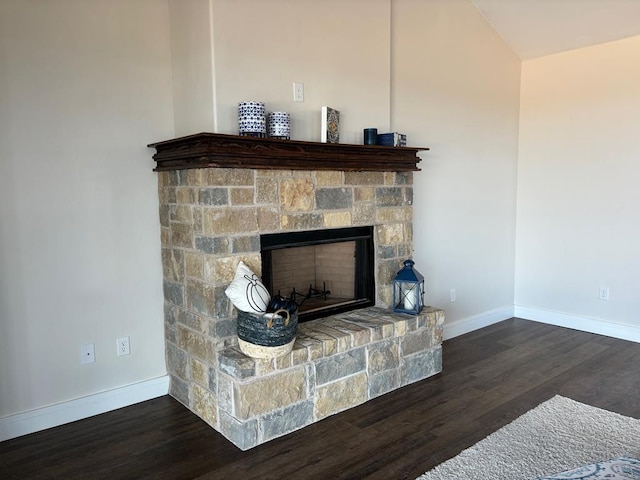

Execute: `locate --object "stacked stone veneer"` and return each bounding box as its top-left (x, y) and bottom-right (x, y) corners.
top-left (218, 307), bottom-right (443, 449)
top-left (157, 167), bottom-right (445, 450)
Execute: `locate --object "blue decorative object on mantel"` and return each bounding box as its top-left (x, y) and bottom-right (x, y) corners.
top-left (392, 259), bottom-right (425, 315)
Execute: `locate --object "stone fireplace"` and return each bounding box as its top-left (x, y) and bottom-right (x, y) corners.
top-left (152, 133), bottom-right (444, 450)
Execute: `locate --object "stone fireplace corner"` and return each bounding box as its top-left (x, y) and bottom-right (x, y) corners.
top-left (152, 134), bottom-right (443, 450)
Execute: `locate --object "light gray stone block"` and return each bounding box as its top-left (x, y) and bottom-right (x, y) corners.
top-left (218, 411), bottom-right (258, 451)
top-left (164, 325), bottom-right (177, 344)
top-left (395, 171), bottom-right (412, 185)
top-left (178, 310), bottom-right (206, 333)
top-left (166, 344), bottom-right (188, 379)
top-left (397, 243), bottom-right (413, 258)
top-left (163, 280), bottom-right (184, 307)
top-left (208, 365), bottom-right (217, 393)
top-left (186, 279), bottom-right (215, 317)
top-left (164, 303), bottom-right (178, 327)
top-left (216, 374), bottom-right (233, 414)
top-left (195, 236), bottom-right (228, 254)
top-left (376, 244), bottom-right (397, 259)
top-left (260, 401), bottom-right (314, 442)
top-left (218, 349), bottom-right (256, 379)
top-left (315, 347), bottom-right (366, 385)
top-left (402, 345), bottom-right (442, 386)
top-left (367, 338), bottom-right (399, 375)
top-left (198, 187), bottom-right (228, 206)
top-left (212, 286), bottom-right (232, 320)
top-left (161, 248), bottom-right (185, 283)
top-left (159, 204), bottom-right (170, 227)
top-left (167, 170), bottom-right (185, 186)
top-left (232, 235), bottom-right (260, 253)
top-left (369, 368), bottom-right (400, 399)
top-left (305, 363), bottom-right (316, 399)
top-left (315, 187), bottom-right (353, 210)
top-left (210, 317), bottom-right (236, 339)
top-left (169, 375), bottom-right (190, 406)
top-left (405, 187), bottom-right (413, 205)
top-left (375, 187), bottom-right (403, 207)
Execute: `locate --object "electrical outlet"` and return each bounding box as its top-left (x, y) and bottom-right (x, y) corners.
top-left (599, 286), bottom-right (610, 301)
top-left (293, 82), bottom-right (304, 102)
top-left (80, 343), bottom-right (95, 364)
top-left (450, 289), bottom-right (457, 303)
top-left (117, 336), bottom-right (130, 356)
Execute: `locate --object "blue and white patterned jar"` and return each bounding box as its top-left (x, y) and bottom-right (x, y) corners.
top-left (238, 101), bottom-right (266, 137)
top-left (268, 112), bottom-right (290, 140)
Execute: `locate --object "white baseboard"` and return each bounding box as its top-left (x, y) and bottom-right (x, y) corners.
top-left (0, 375), bottom-right (169, 442)
top-left (3, 309), bottom-right (634, 443)
top-left (443, 305), bottom-right (515, 340)
top-left (514, 305), bottom-right (640, 344)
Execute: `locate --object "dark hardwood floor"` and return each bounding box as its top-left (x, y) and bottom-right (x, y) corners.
top-left (2, 318), bottom-right (639, 480)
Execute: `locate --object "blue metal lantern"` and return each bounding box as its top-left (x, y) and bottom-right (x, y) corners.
top-left (392, 259), bottom-right (425, 314)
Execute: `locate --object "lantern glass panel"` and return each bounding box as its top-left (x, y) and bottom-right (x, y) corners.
top-left (401, 282), bottom-right (418, 310)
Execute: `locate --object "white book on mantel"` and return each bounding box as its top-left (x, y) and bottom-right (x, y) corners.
top-left (321, 106), bottom-right (340, 144)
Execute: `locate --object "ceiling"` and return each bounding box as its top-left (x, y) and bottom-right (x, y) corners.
top-left (470, 0), bottom-right (640, 59)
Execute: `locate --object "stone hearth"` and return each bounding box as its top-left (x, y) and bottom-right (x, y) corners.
top-left (154, 137), bottom-right (443, 450)
top-left (218, 306), bottom-right (443, 449)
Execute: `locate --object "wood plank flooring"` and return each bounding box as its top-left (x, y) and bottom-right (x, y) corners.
top-left (1, 318), bottom-right (639, 479)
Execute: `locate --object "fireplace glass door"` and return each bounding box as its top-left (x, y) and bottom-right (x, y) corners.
top-left (261, 226), bottom-right (375, 322)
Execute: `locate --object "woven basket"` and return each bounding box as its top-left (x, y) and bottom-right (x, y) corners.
top-left (237, 308), bottom-right (298, 359)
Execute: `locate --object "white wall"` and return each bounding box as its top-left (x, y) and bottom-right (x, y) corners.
top-left (392, 0), bottom-right (521, 333)
top-left (169, 0), bottom-right (216, 136)
top-left (0, 0), bottom-right (173, 419)
top-left (516, 35), bottom-right (640, 336)
top-left (0, 0), bottom-right (523, 435)
top-left (210, 0), bottom-right (391, 144)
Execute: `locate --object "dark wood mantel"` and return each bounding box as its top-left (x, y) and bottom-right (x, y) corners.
top-left (148, 132), bottom-right (427, 172)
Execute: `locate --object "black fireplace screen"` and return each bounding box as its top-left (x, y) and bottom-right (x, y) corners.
top-left (260, 226), bottom-right (375, 322)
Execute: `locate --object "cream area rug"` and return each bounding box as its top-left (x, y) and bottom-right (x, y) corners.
top-left (417, 396), bottom-right (640, 480)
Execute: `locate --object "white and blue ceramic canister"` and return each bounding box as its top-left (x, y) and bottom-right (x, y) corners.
top-left (238, 101), bottom-right (266, 137)
top-left (268, 112), bottom-right (290, 140)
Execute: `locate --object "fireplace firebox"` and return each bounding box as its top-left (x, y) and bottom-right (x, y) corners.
top-left (260, 226), bottom-right (374, 322)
